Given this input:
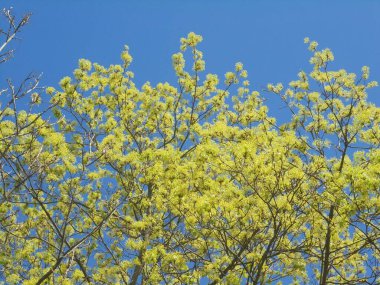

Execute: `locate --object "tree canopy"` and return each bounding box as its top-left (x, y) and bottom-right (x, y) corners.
top-left (1, 29), bottom-right (380, 284)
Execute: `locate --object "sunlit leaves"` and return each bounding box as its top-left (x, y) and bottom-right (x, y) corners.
top-left (0, 33), bottom-right (379, 284)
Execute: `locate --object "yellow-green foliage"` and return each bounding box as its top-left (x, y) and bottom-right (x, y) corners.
top-left (0, 33), bottom-right (379, 284)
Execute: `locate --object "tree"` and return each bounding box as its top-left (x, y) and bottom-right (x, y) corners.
top-left (0, 6), bottom-right (48, 283)
top-left (0, 7), bottom-right (30, 64)
top-left (0, 30), bottom-right (379, 285)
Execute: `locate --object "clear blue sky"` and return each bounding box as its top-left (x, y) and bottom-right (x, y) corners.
top-left (1, 0), bottom-right (380, 118)
top-left (1, 2), bottom-right (379, 284)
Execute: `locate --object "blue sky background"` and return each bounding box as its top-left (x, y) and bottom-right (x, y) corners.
top-left (1, 0), bottom-right (380, 120)
top-left (0, 1), bottom-right (379, 284)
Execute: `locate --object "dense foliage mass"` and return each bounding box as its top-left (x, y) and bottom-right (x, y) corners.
top-left (1, 31), bottom-right (379, 284)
